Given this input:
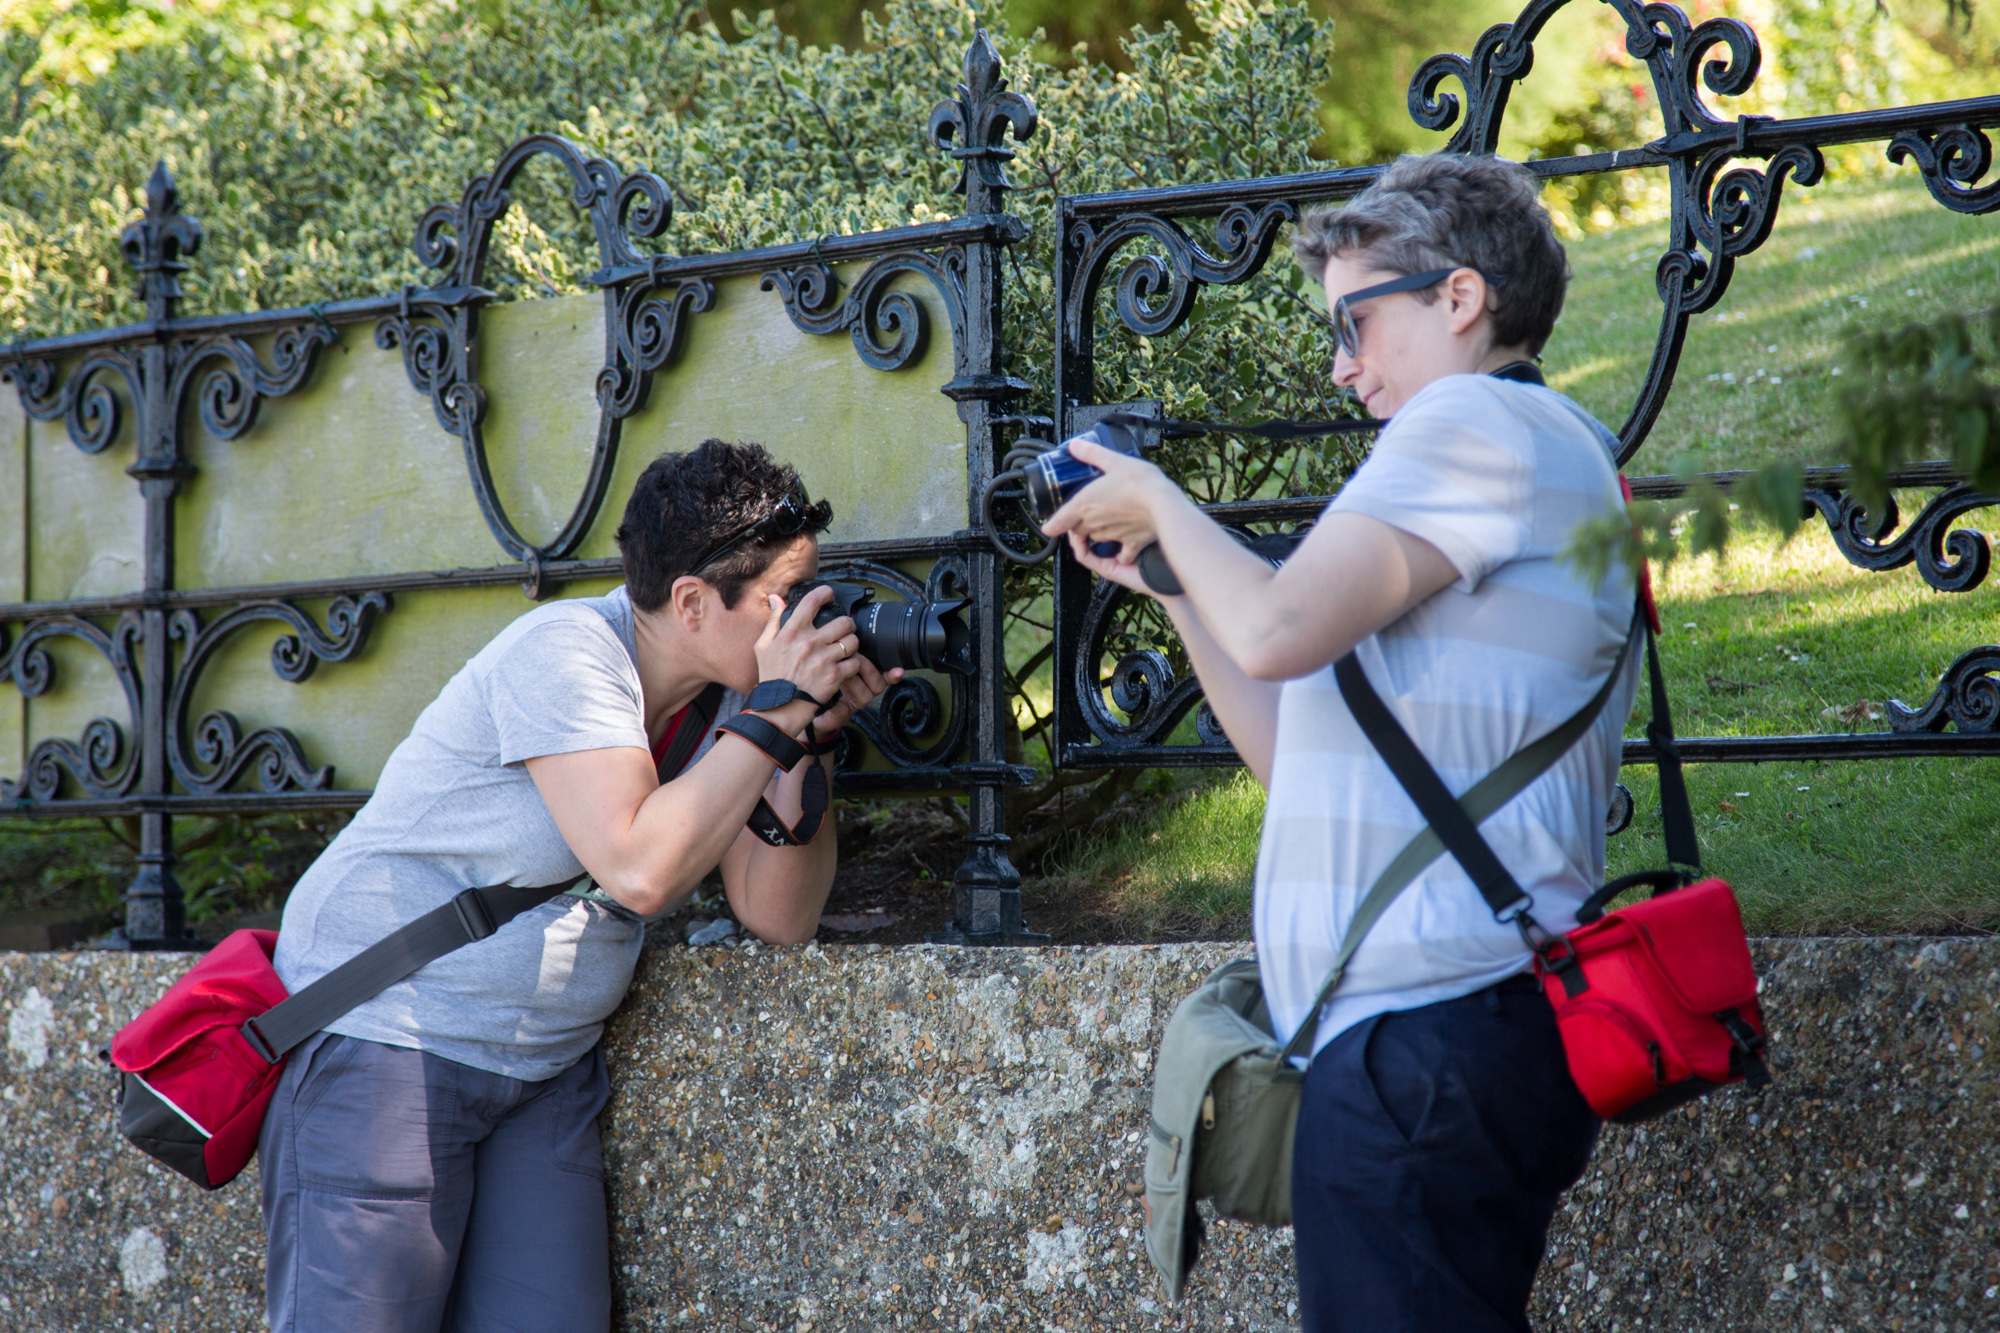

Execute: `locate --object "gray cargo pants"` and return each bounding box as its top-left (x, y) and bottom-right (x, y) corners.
top-left (258, 1031), bottom-right (613, 1333)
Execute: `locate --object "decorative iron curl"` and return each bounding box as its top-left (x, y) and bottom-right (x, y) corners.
top-left (927, 28), bottom-right (1038, 199)
top-left (165, 594), bottom-right (389, 795)
top-left (1803, 485), bottom-right (1995, 594)
top-left (387, 135), bottom-right (697, 577)
top-left (4, 349), bottom-right (136, 454)
top-left (1889, 645), bottom-right (2000, 734)
top-left (1618, 3), bottom-right (1762, 134)
top-left (0, 613), bottom-right (144, 802)
top-left (1408, 0), bottom-right (1566, 155)
top-left (1062, 202), bottom-right (1294, 353)
top-left (597, 278), bottom-right (714, 419)
top-left (178, 324), bottom-right (339, 441)
top-left (1073, 579), bottom-right (1208, 748)
top-left (762, 248), bottom-right (968, 373)
top-left (410, 133), bottom-right (672, 289)
top-left (1073, 525), bottom-right (1300, 750)
top-left (813, 557), bottom-right (971, 770)
top-left (1889, 124), bottom-right (2000, 216)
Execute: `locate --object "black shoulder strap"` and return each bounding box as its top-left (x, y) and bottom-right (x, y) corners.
top-left (1644, 628), bottom-right (1701, 871)
top-left (658, 683), bottom-right (726, 780)
top-left (1338, 604), bottom-right (1699, 932)
top-left (240, 877), bottom-right (584, 1063)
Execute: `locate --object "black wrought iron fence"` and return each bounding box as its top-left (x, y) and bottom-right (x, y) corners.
top-left (0, 33), bottom-right (1044, 948)
top-left (5, 3), bottom-right (2000, 952)
top-left (1041, 0), bottom-right (2000, 777)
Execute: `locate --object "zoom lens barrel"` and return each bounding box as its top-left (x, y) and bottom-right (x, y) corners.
top-left (781, 582), bottom-right (973, 677)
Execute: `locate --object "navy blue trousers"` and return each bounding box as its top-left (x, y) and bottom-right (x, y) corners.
top-left (1292, 974), bottom-right (1599, 1333)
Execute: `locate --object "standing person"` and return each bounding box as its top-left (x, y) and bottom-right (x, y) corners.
top-left (260, 438), bottom-right (895, 1333)
top-left (1043, 154), bottom-right (1638, 1331)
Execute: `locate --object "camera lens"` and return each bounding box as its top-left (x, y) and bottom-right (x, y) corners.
top-left (781, 582), bottom-right (973, 677)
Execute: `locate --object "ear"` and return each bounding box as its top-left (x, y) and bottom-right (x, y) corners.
top-left (668, 574), bottom-right (709, 632)
top-left (1443, 270), bottom-right (1491, 338)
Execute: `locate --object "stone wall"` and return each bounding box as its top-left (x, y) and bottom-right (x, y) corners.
top-left (2, 938), bottom-right (1995, 1332)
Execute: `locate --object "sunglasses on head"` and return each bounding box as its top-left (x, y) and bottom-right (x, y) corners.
top-left (687, 484), bottom-right (822, 580)
top-left (1325, 266), bottom-right (1498, 360)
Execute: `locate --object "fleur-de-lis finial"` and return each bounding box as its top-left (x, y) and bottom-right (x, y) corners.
top-left (928, 29), bottom-right (1038, 210)
top-left (119, 161), bottom-right (204, 323)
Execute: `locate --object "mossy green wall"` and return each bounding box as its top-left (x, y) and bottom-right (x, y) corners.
top-left (4, 264), bottom-right (969, 797)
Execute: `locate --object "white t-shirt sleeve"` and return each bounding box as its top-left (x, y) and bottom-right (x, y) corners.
top-left (1329, 376), bottom-right (1536, 593)
top-left (485, 617), bottom-right (649, 764)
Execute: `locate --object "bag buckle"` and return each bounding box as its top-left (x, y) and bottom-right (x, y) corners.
top-left (239, 1017), bottom-right (280, 1064)
top-left (451, 888), bottom-right (498, 942)
top-left (1519, 911), bottom-right (1589, 999)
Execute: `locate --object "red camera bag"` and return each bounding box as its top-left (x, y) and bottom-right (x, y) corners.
top-left (1534, 871), bottom-right (1768, 1122)
top-left (1337, 574), bottom-right (1770, 1125)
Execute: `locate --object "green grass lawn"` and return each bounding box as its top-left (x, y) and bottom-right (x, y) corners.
top-left (1051, 169), bottom-right (2000, 940)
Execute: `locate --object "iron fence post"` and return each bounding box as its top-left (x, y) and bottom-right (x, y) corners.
top-left (120, 164), bottom-right (200, 949)
top-left (929, 31), bottom-right (1046, 944)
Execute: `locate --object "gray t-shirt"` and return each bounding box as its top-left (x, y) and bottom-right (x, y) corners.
top-left (273, 586), bottom-right (727, 1081)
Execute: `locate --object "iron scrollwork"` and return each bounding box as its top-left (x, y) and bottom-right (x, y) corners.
top-left (1889, 646), bottom-right (2000, 734)
top-left (1062, 202), bottom-right (1296, 356)
top-left (815, 558), bottom-right (971, 770)
top-left (1889, 124), bottom-right (2000, 216)
top-left (1073, 525), bottom-right (1302, 749)
top-left (1803, 484), bottom-right (1996, 594)
top-left (0, 614), bottom-right (145, 802)
top-left (382, 134), bottom-right (707, 579)
top-left (165, 593), bottom-right (390, 795)
top-left (761, 248), bottom-right (967, 373)
top-left (4, 164), bottom-right (336, 456)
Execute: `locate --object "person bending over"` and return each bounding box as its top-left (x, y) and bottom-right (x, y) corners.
top-left (260, 438), bottom-right (894, 1333)
top-left (1044, 154), bottom-right (1638, 1332)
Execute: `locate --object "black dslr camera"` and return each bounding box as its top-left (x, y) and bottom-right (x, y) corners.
top-left (780, 581), bottom-right (973, 676)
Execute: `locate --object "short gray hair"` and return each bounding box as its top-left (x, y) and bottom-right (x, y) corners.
top-left (1292, 154), bottom-right (1569, 357)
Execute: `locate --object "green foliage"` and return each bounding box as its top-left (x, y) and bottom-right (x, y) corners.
top-left (1836, 304), bottom-right (2000, 516)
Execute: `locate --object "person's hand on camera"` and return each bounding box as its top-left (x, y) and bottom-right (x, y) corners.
top-left (810, 654), bottom-right (902, 746)
top-left (1040, 437), bottom-right (1178, 549)
top-left (1061, 530), bottom-right (1157, 595)
top-left (754, 584), bottom-right (862, 723)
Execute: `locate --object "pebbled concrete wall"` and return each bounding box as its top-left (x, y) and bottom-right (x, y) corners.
top-left (1, 937), bottom-right (1996, 1332)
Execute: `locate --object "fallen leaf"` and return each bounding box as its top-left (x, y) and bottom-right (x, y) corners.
top-left (1819, 700), bottom-right (1884, 727)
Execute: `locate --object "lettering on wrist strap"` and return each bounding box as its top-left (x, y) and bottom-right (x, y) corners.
top-left (746, 764), bottom-right (829, 847)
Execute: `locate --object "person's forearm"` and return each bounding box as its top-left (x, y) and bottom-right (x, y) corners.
top-left (1159, 594), bottom-right (1281, 787)
top-left (584, 701), bottom-right (818, 914)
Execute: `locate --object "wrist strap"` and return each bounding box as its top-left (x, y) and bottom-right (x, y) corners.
top-left (801, 726), bottom-right (843, 757)
top-left (715, 712), bottom-right (809, 771)
top-left (745, 762), bottom-right (830, 847)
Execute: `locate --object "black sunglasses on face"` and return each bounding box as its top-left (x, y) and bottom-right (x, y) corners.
top-left (1328, 266), bottom-right (1496, 360)
top-left (687, 484), bottom-right (819, 580)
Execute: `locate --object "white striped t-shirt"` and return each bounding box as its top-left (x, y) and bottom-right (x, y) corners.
top-left (1254, 372), bottom-right (1641, 1059)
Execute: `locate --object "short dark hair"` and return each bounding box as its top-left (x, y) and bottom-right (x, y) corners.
top-left (1292, 154), bottom-right (1570, 357)
top-left (615, 439), bottom-right (832, 612)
